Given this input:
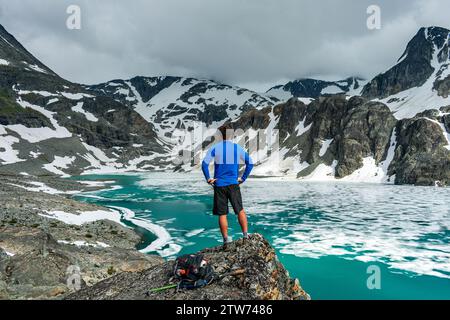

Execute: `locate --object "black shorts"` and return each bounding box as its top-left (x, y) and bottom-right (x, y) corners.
top-left (213, 184), bottom-right (243, 216)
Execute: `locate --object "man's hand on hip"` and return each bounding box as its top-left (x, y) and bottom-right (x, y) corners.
top-left (208, 179), bottom-right (217, 186)
top-left (238, 178), bottom-right (243, 184)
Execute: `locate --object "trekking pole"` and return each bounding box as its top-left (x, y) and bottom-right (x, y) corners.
top-left (148, 283), bottom-right (178, 293)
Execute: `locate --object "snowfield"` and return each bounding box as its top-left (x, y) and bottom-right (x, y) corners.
top-left (0, 134), bottom-right (24, 164)
top-left (40, 209), bottom-right (122, 226)
top-left (43, 156), bottom-right (76, 178)
top-left (71, 102), bottom-right (98, 122)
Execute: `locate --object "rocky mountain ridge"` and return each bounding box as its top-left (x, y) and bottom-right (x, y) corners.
top-left (227, 96), bottom-right (450, 186)
top-left (267, 76), bottom-right (366, 100)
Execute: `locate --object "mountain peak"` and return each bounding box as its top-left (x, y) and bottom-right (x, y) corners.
top-left (0, 23), bottom-right (55, 76)
top-left (423, 26), bottom-right (450, 46)
top-left (396, 26), bottom-right (449, 64)
top-left (362, 26), bottom-right (450, 100)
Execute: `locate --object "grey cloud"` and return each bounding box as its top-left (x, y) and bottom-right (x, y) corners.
top-left (1, 0), bottom-right (449, 90)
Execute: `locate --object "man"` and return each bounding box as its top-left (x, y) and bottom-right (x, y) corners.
top-left (202, 124), bottom-right (254, 248)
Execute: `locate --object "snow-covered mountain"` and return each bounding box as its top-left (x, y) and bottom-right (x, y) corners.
top-left (267, 77), bottom-right (367, 101)
top-left (362, 26), bottom-right (450, 119)
top-left (87, 76), bottom-right (278, 138)
top-left (0, 23), bottom-right (449, 186)
top-left (0, 24), bottom-right (168, 176)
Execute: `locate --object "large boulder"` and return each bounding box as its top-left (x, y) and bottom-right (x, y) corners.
top-left (390, 114), bottom-right (450, 186)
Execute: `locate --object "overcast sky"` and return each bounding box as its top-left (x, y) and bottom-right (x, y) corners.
top-left (0, 0), bottom-right (449, 91)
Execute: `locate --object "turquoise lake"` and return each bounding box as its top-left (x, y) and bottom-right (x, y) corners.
top-left (73, 173), bottom-right (450, 300)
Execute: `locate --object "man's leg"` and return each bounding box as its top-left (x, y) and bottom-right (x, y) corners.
top-left (219, 214), bottom-right (228, 241)
top-left (238, 210), bottom-right (248, 234)
top-left (230, 185), bottom-right (249, 239)
top-left (214, 186), bottom-right (230, 245)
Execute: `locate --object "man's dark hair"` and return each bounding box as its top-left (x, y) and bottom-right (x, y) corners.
top-left (218, 124), bottom-right (233, 140)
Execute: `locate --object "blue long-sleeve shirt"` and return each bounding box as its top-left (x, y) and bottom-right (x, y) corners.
top-left (202, 141), bottom-right (254, 187)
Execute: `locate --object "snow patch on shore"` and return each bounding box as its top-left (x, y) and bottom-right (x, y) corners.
top-left (108, 206), bottom-right (177, 257)
top-left (57, 240), bottom-right (110, 248)
top-left (298, 130), bottom-right (397, 183)
top-left (10, 181), bottom-right (62, 195)
top-left (40, 209), bottom-right (122, 226)
top-left (301, 161), bottom-right (338, 181)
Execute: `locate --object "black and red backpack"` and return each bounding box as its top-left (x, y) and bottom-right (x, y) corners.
top-left (173, 254), bottom-right (215, 290)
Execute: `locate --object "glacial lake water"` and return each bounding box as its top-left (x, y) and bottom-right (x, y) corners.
top-left (73, 173), bottom-right (450, 300)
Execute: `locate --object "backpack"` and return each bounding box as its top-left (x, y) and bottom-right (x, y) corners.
top-left (173, 254), bottom-right (215, 290)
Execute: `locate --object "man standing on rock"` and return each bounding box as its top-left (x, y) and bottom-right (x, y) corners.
top-left (202, 124), bottom-right (254, 248)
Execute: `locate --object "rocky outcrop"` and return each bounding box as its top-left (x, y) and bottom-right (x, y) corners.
top-left (0, 176), bottom-right (164, 299)
top-left (67, 234), bottom-right (310, 301)
top-left (0, 228), bottom-right (162, 299)
top-left (433, 75), bottom-right (450, 98)
top-left (389, 109), bottom-right (450, 186)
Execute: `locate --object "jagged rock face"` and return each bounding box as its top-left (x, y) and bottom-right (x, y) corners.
top-left (66, 234), bottom-right (310, 301)
top-left (230, 96), bottom-right (399, 180)
top-left (274, 99), bottom-right (309, 141)
top-left (300, 97), bottom-right (397, 176)
top-left (362, 27), bottom-right (450, 99)
top-left (52, 97), bottom-right (160, 150)
top-left (335, 101), bottom-right (396, 177)
top-left (267, 77), bottom-right (365, 100)
top-left (231, 107), bottom-right (272, 132)
top-left (390, 111), bottom-right (450, 186)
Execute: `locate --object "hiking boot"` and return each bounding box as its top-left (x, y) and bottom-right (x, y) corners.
top-left (223, 236), bottom-right (232, 250)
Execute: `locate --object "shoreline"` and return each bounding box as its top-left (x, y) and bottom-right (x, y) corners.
top-left (0, 173), bottom-right (165, 299)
